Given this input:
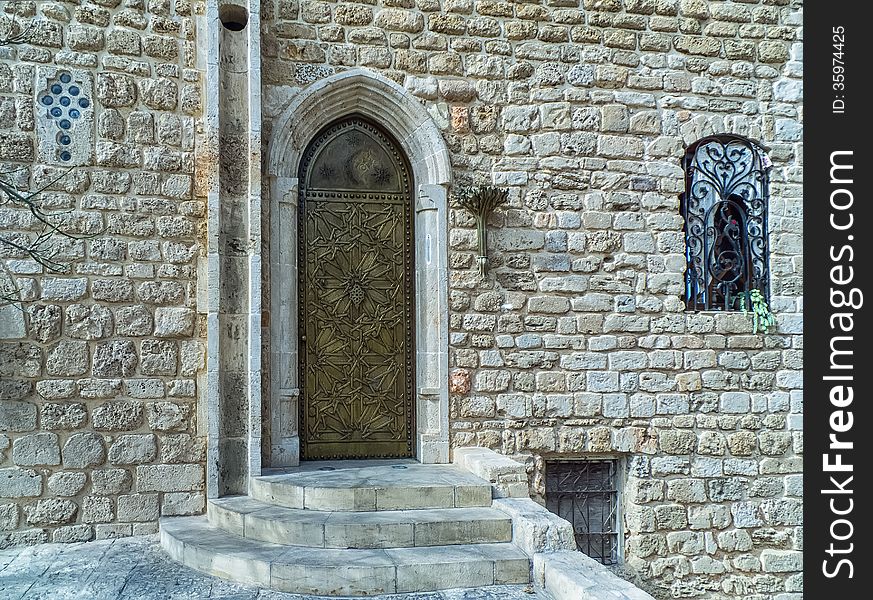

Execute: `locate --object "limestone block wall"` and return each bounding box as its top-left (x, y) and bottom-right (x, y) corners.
top-left (260, 1), bottom-right (803, 599)
top-left (0, 1), bottom-right (208, 545)
top-left (0, 1), bottom-right (804, 599)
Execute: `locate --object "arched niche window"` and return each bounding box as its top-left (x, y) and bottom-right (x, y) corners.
top-left (681, 134), bottom-right (772, 311)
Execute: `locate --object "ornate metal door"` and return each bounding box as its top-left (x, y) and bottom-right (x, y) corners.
top-left (298, 117), bottom-right (415, 460)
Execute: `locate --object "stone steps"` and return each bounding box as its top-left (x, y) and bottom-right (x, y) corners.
top-left (160, 460), bottom-right (534, 595)
top-left (161, 516), bottom-right (531, 596)
top-left (251, 461), bottom-right (493, 511)
top-left (208, 495), bottom-right (513, 548)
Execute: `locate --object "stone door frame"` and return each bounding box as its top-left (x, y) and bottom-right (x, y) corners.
top-left (265, 69), bottom-right (452, 467)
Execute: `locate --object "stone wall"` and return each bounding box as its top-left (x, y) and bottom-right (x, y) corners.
top-left (0, 1), bottom-right (802, 599)
top-left (260, 1), bottom-right (803, 599)
top-left (0, 0), bottom-right (208, 545)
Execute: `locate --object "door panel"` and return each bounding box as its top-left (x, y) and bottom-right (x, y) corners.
top-left (298, 117), bottom-right (414, 460)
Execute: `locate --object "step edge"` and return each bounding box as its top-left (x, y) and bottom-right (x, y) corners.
top-left (250, 481), bottom-right (493, 511)
top-left (206, 499), bottom-right (512, 548)
top-left (210, 495), bottom-right (510, 520)
top-left (162, 516), bottom-right (526, 561)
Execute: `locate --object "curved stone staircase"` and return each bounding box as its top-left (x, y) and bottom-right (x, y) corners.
top-left (160, 461), bottom-right (532, 596)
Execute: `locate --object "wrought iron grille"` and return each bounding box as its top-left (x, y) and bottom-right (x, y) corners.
top-left (681, 134), bottom-right (771, 311)
top-left (545, 460), bottom-right (619, 565)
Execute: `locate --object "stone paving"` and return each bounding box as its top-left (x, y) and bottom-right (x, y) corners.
top-left (0, 535), bottom-right (550, 600)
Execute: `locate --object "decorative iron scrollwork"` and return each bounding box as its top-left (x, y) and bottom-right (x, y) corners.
top-left (681, 134), bottom-right (771, 311)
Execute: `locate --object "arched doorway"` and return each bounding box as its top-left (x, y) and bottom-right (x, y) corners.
top-left (263, 69), bottom-right (452, 471)
top-left (297, 116), bottom-right (415, 460)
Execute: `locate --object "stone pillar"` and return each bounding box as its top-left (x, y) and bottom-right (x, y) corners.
top-left (416, 184), bottom-right (450, 464)
top-left (205, 0), bottom-right (262, 496)
top-left (268, 176), bottom-right (300, 467)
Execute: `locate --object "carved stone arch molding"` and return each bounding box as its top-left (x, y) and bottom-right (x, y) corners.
top-left (265, 69), bottom-right (452, 467)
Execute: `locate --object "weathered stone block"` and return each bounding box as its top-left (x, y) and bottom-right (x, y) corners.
top-left (23, 498), bottom-right (77, 526)
top-left (139, 78), bottom-right (178, 110)
top-left (154, 308), bottom-right (195, 338)
top-left (528, 297), bottom-right (570, 314)
top-left (115, 305), bottom-right (153, 337)
top-left (597, 135), bottom-right (645, 158)
top-left (331, 3), bottom-right (372, 26)
top-left (91, 469), bottom-right (132, 495)
top-left (12, 433), bottom-right (60, 466)
top-left (65, 305), bottom-right (114, 341)
top-left (95, 73), bottom-right (137, 107)
top-left (0, 467), bottom-right (42, 497)
top-left (81, 496), bottom-right (114, 524)
top-left (27, 305), bottom-right (62, 343)
top-left (92, 340), bottom-right (138, 377)
top-left (428, 13), bottom-right (466, 35)
top-left (143, 35), bottom-right (178, 60)
top-left (0, 503), bottom-right (18, 531)
top-left (758, 431), bottom-right (791, 456)
top-left (62, 432), bottom-right (106, 469)
top-left (52, 524), bottom-right (94, 543)
top-left (666, 530), bottom-right (704, 555)
top-left (376, 8), bottom-right (425, 33)
top-left (47, 472), bottom-right (87, 497)
top-left (139, 339), bottom-right (178, 376)
top-left (147, 402), bottom-right (190, 432)
top-left (137, 281), bottom-right (185, 305)
top-left (136, 463), bottom-right (204, 492)
top-left (116, 493), bottom-right (159, 522)
top-left (758, 40), bottom-right (789, 62)
top-left (666, 479), bottom-right (707, 503)
top-left (92, 400), bottom-right (143, 432)
top-left (761, 550), bottom-right (802, 573)
top-left (0, 401), bottom-right (37, 432)
top-left (41, 402), bottom-right (88, 430)
top-left (726, 431), bottom-right (757, 456)
top-left (674, 35), bottom-right (722, 56)
top-left (125, 379), bottom-right (165, 399)
top-left (731, 501), bottom-right (763, 528)
top-left (46, 341), bottom-right (89, 377)
top-left (108, 434), bottom-right (157, 465)
top-left (502, 105), bottom-right (539, 133)
top-left (161, 491), bottom-right (205, 516)
top-left (77, 379), bottom-right (122, 399)
top-left (0, 305), bottom-right (26, 340)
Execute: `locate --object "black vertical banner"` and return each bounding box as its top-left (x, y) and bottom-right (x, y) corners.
top-left (805, 3), bottom-right (871, 596)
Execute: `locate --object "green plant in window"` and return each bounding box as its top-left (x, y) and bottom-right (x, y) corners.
top-left (740, 289), bottom-right (776, 334)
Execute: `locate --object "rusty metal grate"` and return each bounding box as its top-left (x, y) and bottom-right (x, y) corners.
top-left (545, 460), bottom-right (619, 565)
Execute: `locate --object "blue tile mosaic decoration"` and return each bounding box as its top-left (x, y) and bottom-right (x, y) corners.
top-left (40, 71), bottom-right (92, 163)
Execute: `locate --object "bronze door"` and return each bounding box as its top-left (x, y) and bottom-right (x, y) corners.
top-left (298, 117), bottom-right (415, 460)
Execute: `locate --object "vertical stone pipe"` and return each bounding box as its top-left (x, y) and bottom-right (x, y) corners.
top-left (207, 0), bottom-right (260, 496)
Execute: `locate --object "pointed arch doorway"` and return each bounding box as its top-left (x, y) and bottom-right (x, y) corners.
top-left (263, 68), bottom-right (452, 472)
top-left (298, 116), bottom-right (415, 460)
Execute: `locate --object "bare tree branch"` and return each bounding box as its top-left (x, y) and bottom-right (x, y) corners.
top-left (0, 1), bottom-right (36, 46)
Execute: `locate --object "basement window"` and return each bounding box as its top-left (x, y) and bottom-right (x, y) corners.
top-left (545, 459), bottom-right (621, 565)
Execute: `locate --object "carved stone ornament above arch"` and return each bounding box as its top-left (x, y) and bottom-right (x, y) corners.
top-left (264, 68), bottom-right (452, 468)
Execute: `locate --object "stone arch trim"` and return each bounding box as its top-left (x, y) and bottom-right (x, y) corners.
top-left (267, 69), bottom-right (452, 185)
top-left (265, 68), bottom-right (452, 467)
